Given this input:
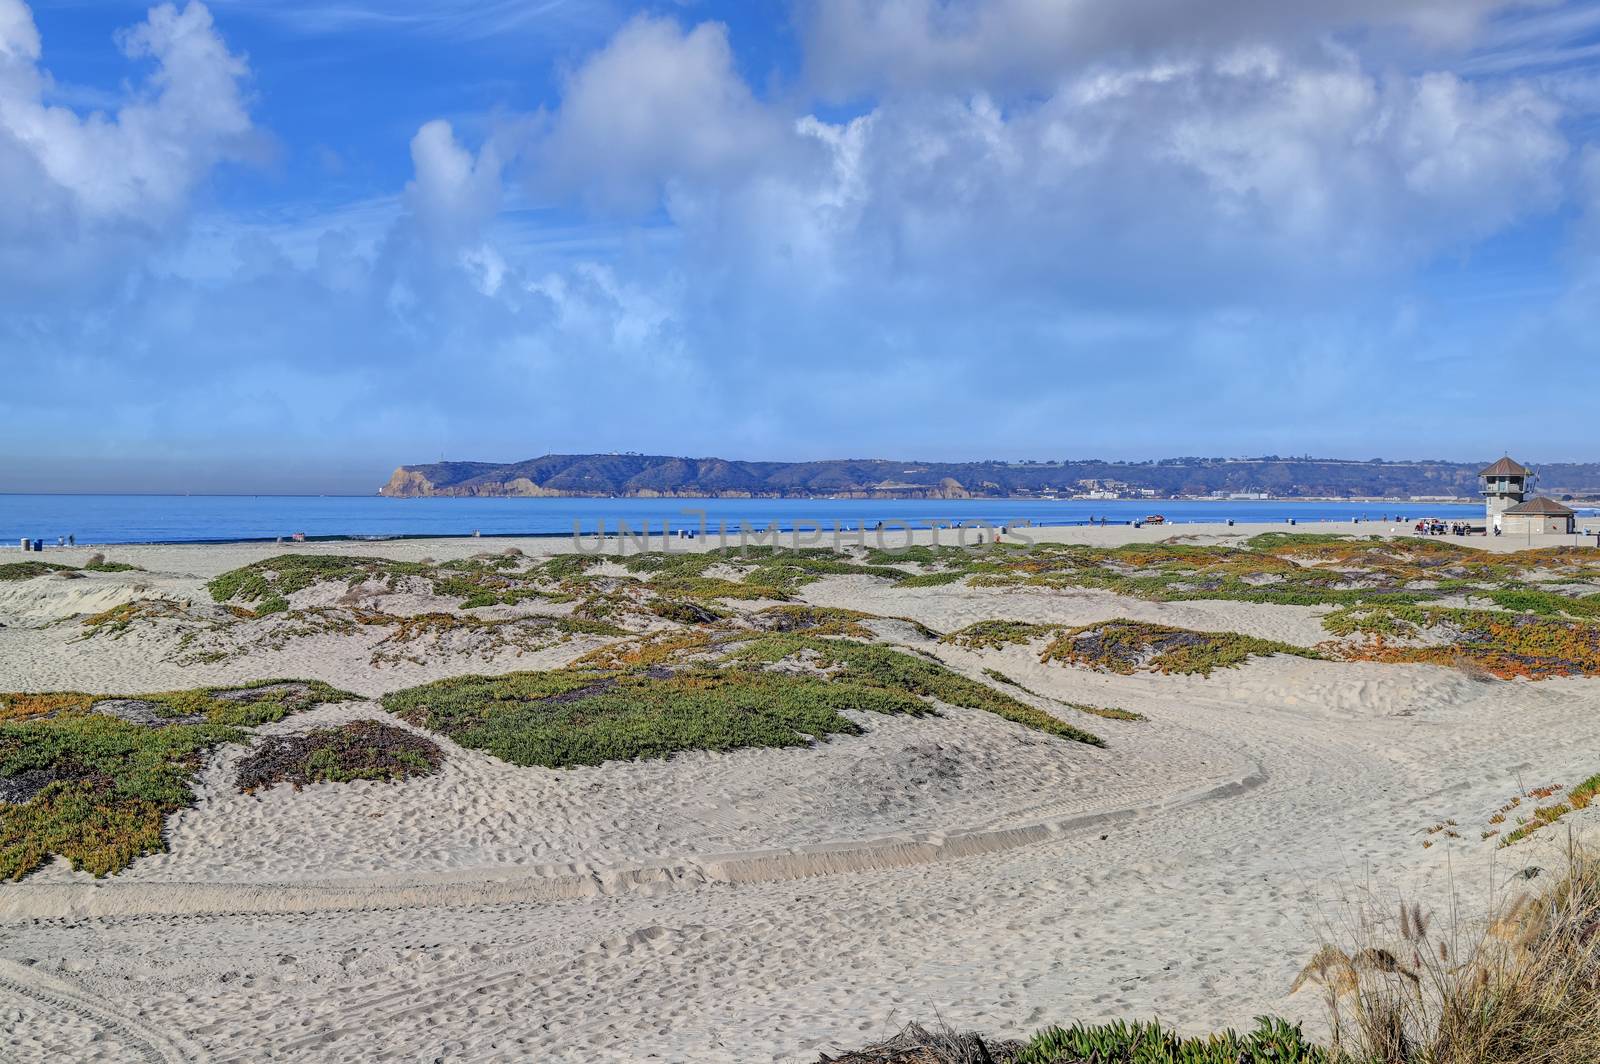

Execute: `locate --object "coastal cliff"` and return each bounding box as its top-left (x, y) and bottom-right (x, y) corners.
top-left (378, 454), bottom-right (1600, 500)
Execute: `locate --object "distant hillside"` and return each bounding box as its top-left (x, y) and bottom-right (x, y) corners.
top-left (380, 454), bottom-right (1600, 500)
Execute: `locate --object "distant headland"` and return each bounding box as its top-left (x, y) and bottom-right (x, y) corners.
top-left (381, 454), bottom-right (1600, 501)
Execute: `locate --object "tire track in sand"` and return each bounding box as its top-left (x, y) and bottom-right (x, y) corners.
top-left (0, 761), bottom-right (1265, 923)
top-left (0, 958), bottom-right (208, 1063)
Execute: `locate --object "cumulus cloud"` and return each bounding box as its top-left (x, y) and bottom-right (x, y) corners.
top-left (798, 0), bottom-right (1557, 98)
top-left (405, 119), bottom-right (504, 248)
top-left (0, 0), bottom-right (253, 297)
top-left (534, 32), bottom-right (1567, 305)
top-left (468, 11), bottom-right (1576, 457)
top-left (535, 15), bottom-right (788, 212)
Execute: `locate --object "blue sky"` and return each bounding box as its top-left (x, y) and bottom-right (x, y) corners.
top-left (3, 0), bottom-right (1600, 493)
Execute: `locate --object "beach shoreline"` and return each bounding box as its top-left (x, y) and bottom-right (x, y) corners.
top-left (5, 518), bottom-right (1597, 573)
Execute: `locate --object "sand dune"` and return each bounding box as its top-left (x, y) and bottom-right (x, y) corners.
top-left (2, 529), bottom-right (1597, 1062)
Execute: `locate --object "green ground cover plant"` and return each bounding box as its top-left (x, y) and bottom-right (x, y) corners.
top-left (0, 561), bottom-right (78, 581)
top-left (205, 539), bottom-right (1600, 625)
top-left (384, 630), bottom-right (1101, 769)
top-left (199, 540), bottom-right (1600, 683)
top-left (76, 599), bottom-right (194, 639)
top-left (651, 599), bottom-right (727, 625)
top-left (942, 620), bottom-right (1061, 649)
top-left (1041, 619), bottom-right (1322, 675)
top-left (1015, 1016), bottom-right (1330, 1063)
top-left (1495, 773), bottom-right (1600, 846)
top-left (385, 667), bottom-right (931, 768)
top-left (1062, 702), bottom-right (1147, 722)
top-left (750, 604), bottom-right (879, 637)
top-left (0, 680), bottom-right (352, 879)
top-left (723, 634), bottom-right (1102, 745)
top-left (1242, 532), bottom-right (1360, 550)
top-left (930, 537), bottom-right (1600, 615)
top-left (208, 553), bottom-right (553, 611)
top-left (617, 546), bottom-right (913, 599)
top-left (976, 669), bottom-right (1144, 722)
top-left (0, 557), bottom-right (143, 582)
top-left (981, 666), bottom-right (1025, 688)
top-left (818, 1015), bottom-right (1329, 1063)
top-left (1480, 588), bottom-right (1600, 620)
top-left (1324, 604), bottom-right (1600, 679)
top-left (82, 554), bottom-right (143, 572)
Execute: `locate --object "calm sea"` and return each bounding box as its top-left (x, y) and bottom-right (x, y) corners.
top-left (0, 495), bottom-right (1510, 547)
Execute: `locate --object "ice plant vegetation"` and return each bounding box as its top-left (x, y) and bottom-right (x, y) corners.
top-left (0, 681), bottom-right (353, 879)
top-left (384, 631), bottom-right (1102, 769)
top-left (235, 720), bottom-right (444, 794)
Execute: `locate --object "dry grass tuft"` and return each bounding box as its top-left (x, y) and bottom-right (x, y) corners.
top-left (1307, 844), bottom-right (1600, 1063)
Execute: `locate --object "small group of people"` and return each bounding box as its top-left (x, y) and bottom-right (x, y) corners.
top-left (1413, 519), bottom-right (1472, 536)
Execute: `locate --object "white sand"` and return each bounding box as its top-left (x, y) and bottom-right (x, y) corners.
top-left (1, 526), bottom-right (1597, 1062)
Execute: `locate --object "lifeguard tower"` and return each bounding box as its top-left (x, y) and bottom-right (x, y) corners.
top-left (1480, 456), bottom-right (1577, 536)
top-left (1480, 456), bottom-right (1531, 533)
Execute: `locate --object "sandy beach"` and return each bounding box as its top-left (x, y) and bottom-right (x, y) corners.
top-left (1, 523), bottom-right (1596, 1062)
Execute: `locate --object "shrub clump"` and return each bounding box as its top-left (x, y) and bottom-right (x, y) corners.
top-left (750, 604), bottom-right (878, 637)
top-left (82, 557), bottom-right (142, 573)
top-left (1041, 620), bottom-right (1321, 676)
top-left (650, 599), bottom-right (726, 625)
top-left (0, 680), bottom-right (353, 880)
top-left (236, 720), bottom-right (443, 794)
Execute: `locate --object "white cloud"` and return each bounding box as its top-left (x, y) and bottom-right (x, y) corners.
top-left (405, 119), bottom-right (504, 248)
top-left (798, 0), bottom-right (1555, 98)
top-left (0, 0), bottom-right (253, 295)
top-left (623, 45), bottom-right (1566, 310)
top-left (508, 12), bottom-right (1568, 312)
top-left (535, 15), bottom-right (787, 211)
top-left (206, 0), bottom-right (617, 42)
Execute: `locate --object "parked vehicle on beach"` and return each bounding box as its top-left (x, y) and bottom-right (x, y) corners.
top-left (1144, 514), bottom-right (1166, 525)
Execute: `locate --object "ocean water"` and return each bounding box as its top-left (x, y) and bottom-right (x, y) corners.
top-left (0, 495), bottom-right (1501, 547)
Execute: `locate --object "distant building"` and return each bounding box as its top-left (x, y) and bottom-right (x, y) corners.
top-left (1480, 456), bottom-right (1576, 536)
top-left (1502, 496), bottom-right (1576, 537)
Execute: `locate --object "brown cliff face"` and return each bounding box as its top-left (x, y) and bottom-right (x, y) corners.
top-left (380, 468), bottom-right (436, 497)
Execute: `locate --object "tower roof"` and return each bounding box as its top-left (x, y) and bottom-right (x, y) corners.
top-left (1503, 496), bottom-right (1574, 517)
top-left (1480, 456), bottom-right (1530, 477)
